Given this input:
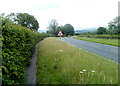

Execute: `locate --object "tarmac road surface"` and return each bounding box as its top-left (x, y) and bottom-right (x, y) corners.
top-left (62, 37), bottom-right (119, 63)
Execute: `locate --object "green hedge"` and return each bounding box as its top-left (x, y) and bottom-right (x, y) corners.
top-left (77, 34), bottom-right (119, 39)
top-left (2, 23), bottom-right (51, 85)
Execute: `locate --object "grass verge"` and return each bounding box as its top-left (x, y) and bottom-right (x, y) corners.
top-left (36, 37), bottom-right (118, 84)
top-left (73, 37), bottom-right (119, 47)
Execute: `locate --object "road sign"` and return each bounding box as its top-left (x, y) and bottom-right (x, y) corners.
top-left (57, 31), bottom-right (63, 36)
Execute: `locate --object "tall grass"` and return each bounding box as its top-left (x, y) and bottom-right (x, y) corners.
top-left (36, 37), bottom-right (118, 84)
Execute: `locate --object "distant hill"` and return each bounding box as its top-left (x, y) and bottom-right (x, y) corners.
top-left (75, 28), bottom-right (97, 33)
top-left (38, 30), bottom-right (48, 33)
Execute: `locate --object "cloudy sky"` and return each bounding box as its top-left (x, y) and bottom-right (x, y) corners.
top-left (0, 0), bottom-right (119, 30)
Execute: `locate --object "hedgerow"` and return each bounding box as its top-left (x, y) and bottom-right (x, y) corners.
top-left (77, 34), bottom-right (119, 39)
top-left (2, 22), bottom-right (51, 85)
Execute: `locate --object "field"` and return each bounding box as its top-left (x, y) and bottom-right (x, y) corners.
top-left (74, 37), bottom-right (119, 47)
top-left (36, 37), bottom-right (118, 84)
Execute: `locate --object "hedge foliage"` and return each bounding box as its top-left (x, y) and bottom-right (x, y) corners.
top-left (2, 22), bottom-right (51, 85)
top-left (77, 34), bottom-right (119, 39)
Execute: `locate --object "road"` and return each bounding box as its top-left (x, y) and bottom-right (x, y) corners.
top-left (62, 37), bottom-right (119, 63)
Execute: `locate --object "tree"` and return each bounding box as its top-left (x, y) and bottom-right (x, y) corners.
top-left (64, 24), bottom-right (74, 36)
top-left (47, 19), bottom-right (58, 31)
top-left (10, 13), bottom-right (39, 31)
top-left (47, 19), bottom-right (59, 35)
top-left (56, 24), bottom-right (75, 36)
top-left (0, 13), bottom-right (12, 26)
top-left (56, 25), bottom-right (67, 36)
top-left (47, 19), bottom-right (74, 36)
top-left (97, 27), bottom-right (106, 34)
top-left (108, 16), bottom-right (120, 34)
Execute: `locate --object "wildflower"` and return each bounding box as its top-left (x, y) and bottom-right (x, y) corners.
top-left (110, 80), bottom-right (112, 84)
top-left (55, 58), bottom-right (59, 61)
top-left (79, 71), bottom-right (83, 74)
top-left (91, 70), bottom-right (95, 73)
top-left (82, 69), bottom-right (86, 72)
top-left (59, 50), bottom-right (63, 52)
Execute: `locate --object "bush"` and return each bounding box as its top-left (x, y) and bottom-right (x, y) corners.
top-left (2, 22), bottom-right (50, 85)
top-left (74, 33), bottom-right (80, 35)
top-left (77, 34), bottom-right (119, 39)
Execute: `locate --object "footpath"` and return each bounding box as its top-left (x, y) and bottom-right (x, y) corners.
top-left (25, 41), bottom-right (41, 85)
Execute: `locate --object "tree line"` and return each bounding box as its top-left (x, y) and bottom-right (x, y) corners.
top-left (1, 13), bottom-right (39, 32)
top-left (2, 13), bottom-right (75, 37)
top-left (75, 16), bottom-right (120, 35)
top-left (47, 19), bottom-right (75, 36)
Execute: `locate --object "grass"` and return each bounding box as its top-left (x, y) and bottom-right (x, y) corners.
top-left (73, 37), bottom-right (119, 47)
top-left (36, 37), bottom-right (118, 84)
top-left (0, 38), bottom-right (3, 47)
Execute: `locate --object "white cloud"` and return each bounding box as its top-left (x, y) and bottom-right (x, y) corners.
top-left (0, 0), bottom-right (119, 30)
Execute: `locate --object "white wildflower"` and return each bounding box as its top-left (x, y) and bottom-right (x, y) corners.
top-left (82, 69), bottom-right (86, 72)
top-left (91, 70), bottom-right (95, 73)
top-left (59, 50), bottom-right (63, 52)
top-left (110, 80), bottom-right (112, 84)
top-left (79, 71), bottom-right (83, 74)
top-left (55, 58), bottom-right (59, 61)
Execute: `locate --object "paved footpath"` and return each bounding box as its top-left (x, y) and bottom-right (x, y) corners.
top-left (25, 41), bottom-right (41, 85)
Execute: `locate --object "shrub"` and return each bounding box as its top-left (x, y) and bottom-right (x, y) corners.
top-left (77, 34), bottom-right (119, 39)
top-left (2, 22), bottom-right (50, 85)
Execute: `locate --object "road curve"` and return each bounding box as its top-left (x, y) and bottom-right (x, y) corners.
top-left (62, 37), bottom-right (119, 63)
